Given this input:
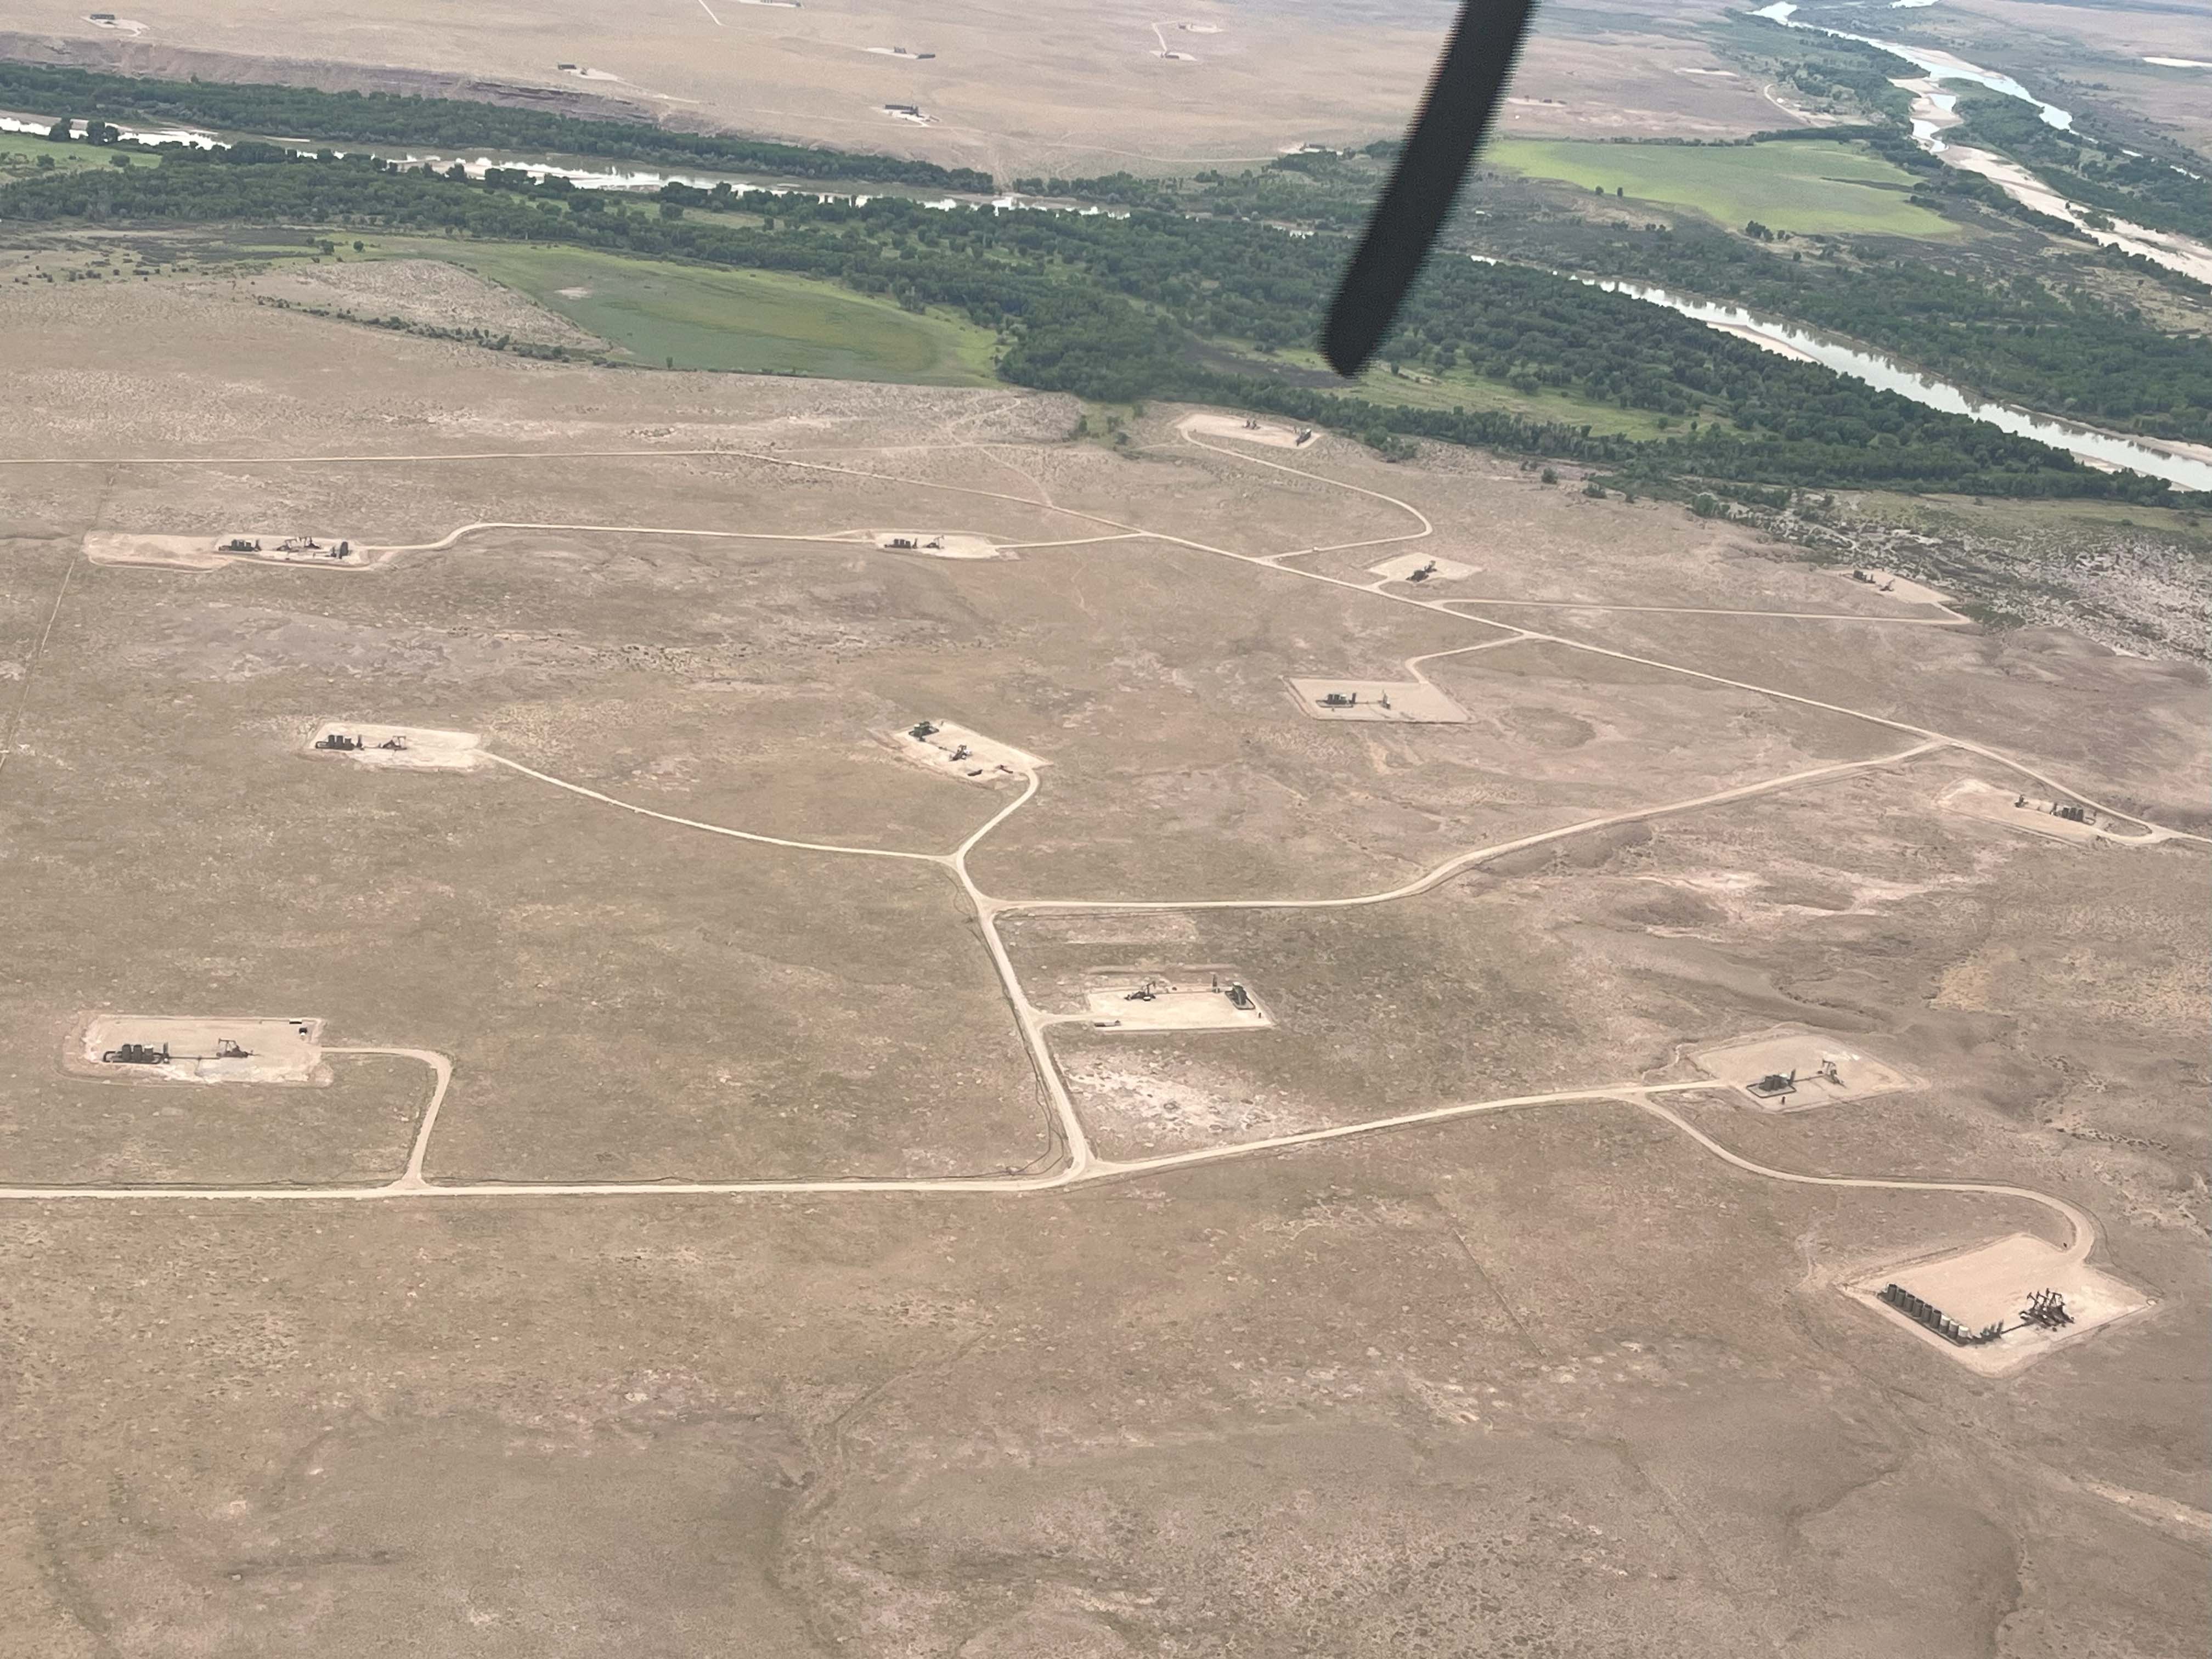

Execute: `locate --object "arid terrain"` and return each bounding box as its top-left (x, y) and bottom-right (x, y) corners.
top-left (0, 267), bottom-right (2205, 1655)
top-left (0, 0), bottom-right (1798, 173)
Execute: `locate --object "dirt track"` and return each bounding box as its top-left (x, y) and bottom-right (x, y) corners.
top-left (5, 413), bottom-right (2194, 1300)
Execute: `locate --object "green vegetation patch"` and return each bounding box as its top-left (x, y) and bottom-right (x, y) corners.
top-left (0, 146), bottom-right (2180, 500)
top-left (1268, 348), bottom-right (1687, 441)
top-left (407, 242), bottom-right (997, 382)
top-left (1487, 138), bottom-right (1954, 237)
top-left (0, 132), bottom-right (161, 179)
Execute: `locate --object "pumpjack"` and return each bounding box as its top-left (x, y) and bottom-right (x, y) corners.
top-left (2020, 1289), bottom-right (2073, 1330)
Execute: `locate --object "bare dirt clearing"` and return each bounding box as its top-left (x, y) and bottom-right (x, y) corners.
top-left (866, 529), bottom-right (1005, 558)
top-left (1938, 777), bottom-right (2159, 846)
top-left (1180, 413), bottom-right (1316, 449)
top-left (1847, 1232), bottom-right (2155, 1376)
top-left (302, 719), bottom-right (485, 771)
top-left (1080, 969), bottom-right (1270, 1030)
top-left (82, 531), bottom-right (232, 570)
top-left (233, 257), bottom-right (604, 347)
top-left (1695, 1029), bottom-right (1921, 1110)
top-left (1371, 551), bottom-right (1479, 584)
top-left (75, 1013), bottom-right (326, 1085)
top-left (890, 718), bottom-right (1040, 784)
top-left (1285, 675), bottom-right (1470, 723)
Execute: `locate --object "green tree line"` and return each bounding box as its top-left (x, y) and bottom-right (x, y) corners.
top-left (1949, 90), bottom-right (2211, 240)
top-left (0, 60), bottom-right (995, 191)
top-left (0, 143), bottom-right (2177, 501)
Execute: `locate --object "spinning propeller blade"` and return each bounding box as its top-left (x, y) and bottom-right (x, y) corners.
top-left (1322, 0), bottom-right (1541, 377)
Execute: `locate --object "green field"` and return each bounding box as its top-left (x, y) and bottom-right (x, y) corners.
top-left (1269, 348), bottom-right (1697, 441)
top-left (1487, 138), bottom-right (1955, 238)
top-left (387, 240), bottom-right (999, 382)
top-left (0, 133), bottom-right (162, 180)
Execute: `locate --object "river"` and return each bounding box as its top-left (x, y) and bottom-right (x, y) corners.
top-left (1751, 1), bottom-right (2071, 126)
top-left (8, 102), bottom-right (2203, 484)
top-left (0, 111), bottom-right (1087, 217)
top-left (1749, 2), bottom-right (2212, 283)
top-left (1585, 275), bottom-right (2212, 490)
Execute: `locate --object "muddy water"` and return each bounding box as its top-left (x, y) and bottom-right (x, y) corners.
top-left (1749, 5), bottom-right (2212, 282)
top-left (1751, 1), bottom-right (2072, 126)
top-left (1584, 276), bottom-right (2212, 490)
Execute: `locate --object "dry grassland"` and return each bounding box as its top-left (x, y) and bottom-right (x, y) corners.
top-left (0, 276), bottom-right (2204, 1657)
top-left (0, 0), bottom-right (1795, 176)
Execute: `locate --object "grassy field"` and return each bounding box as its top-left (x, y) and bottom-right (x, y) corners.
top-left (383, 239), bottom-right (998, 382)
top-left (0, 133), bottom-right (163, 181)
top-left (1268, 348), bottom-right (1696, 441)
top-left (1486, 138), bottom-right (1955, 238)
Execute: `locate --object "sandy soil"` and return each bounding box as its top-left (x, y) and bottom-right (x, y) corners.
top-left (1848, 1233), bottom-right (2154, 1376)
top-left (890, 719), bottom-right (1041, 784)
top-left (235, 258), bottom-right (603, 348)
top-left (1695, 1029), bottom-right (1921, 1110)
top-left (303, 721), bottom-right (486, 771)
top-left (0, 278), bottom-right (2204, 1657)
top-left (0, 0), bottom-right (1788, 174)
top-left (85, 531), bottom-right (369, 569)
top-left (1934, 140), bottom-right (2212, 285)
top-left (1831, 568), bottom-right (1951, 607)
top-left (77, 1013), bottom-right (326, 1084)
top-left (1180, 413), bottom-right (1316, 449)
top-left (1938, 778), bottom-right (2152, 846)
top-left (1370, 552), bottom-right (1480, 584)
top-left (1081, 970), bottom-right (1270, 1030)
top-left (1285, 676), bottom-right (1470, 723)
top-left (82, 531), bottom-right (233, 570)
top-left (867, 529), bottom-right (1006, 558)
top-left (225, 533), bottom-right (371, 565)
top-left (1707, 319), bottom-right (1818, 362)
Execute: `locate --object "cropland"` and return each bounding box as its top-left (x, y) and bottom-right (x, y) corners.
top-left (1486, 136), bottom-right (1956, 238)
top-left (0, 266), bottom-right (2206, 1657)
top-left (406, 241), bottom-right (1000, 382)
